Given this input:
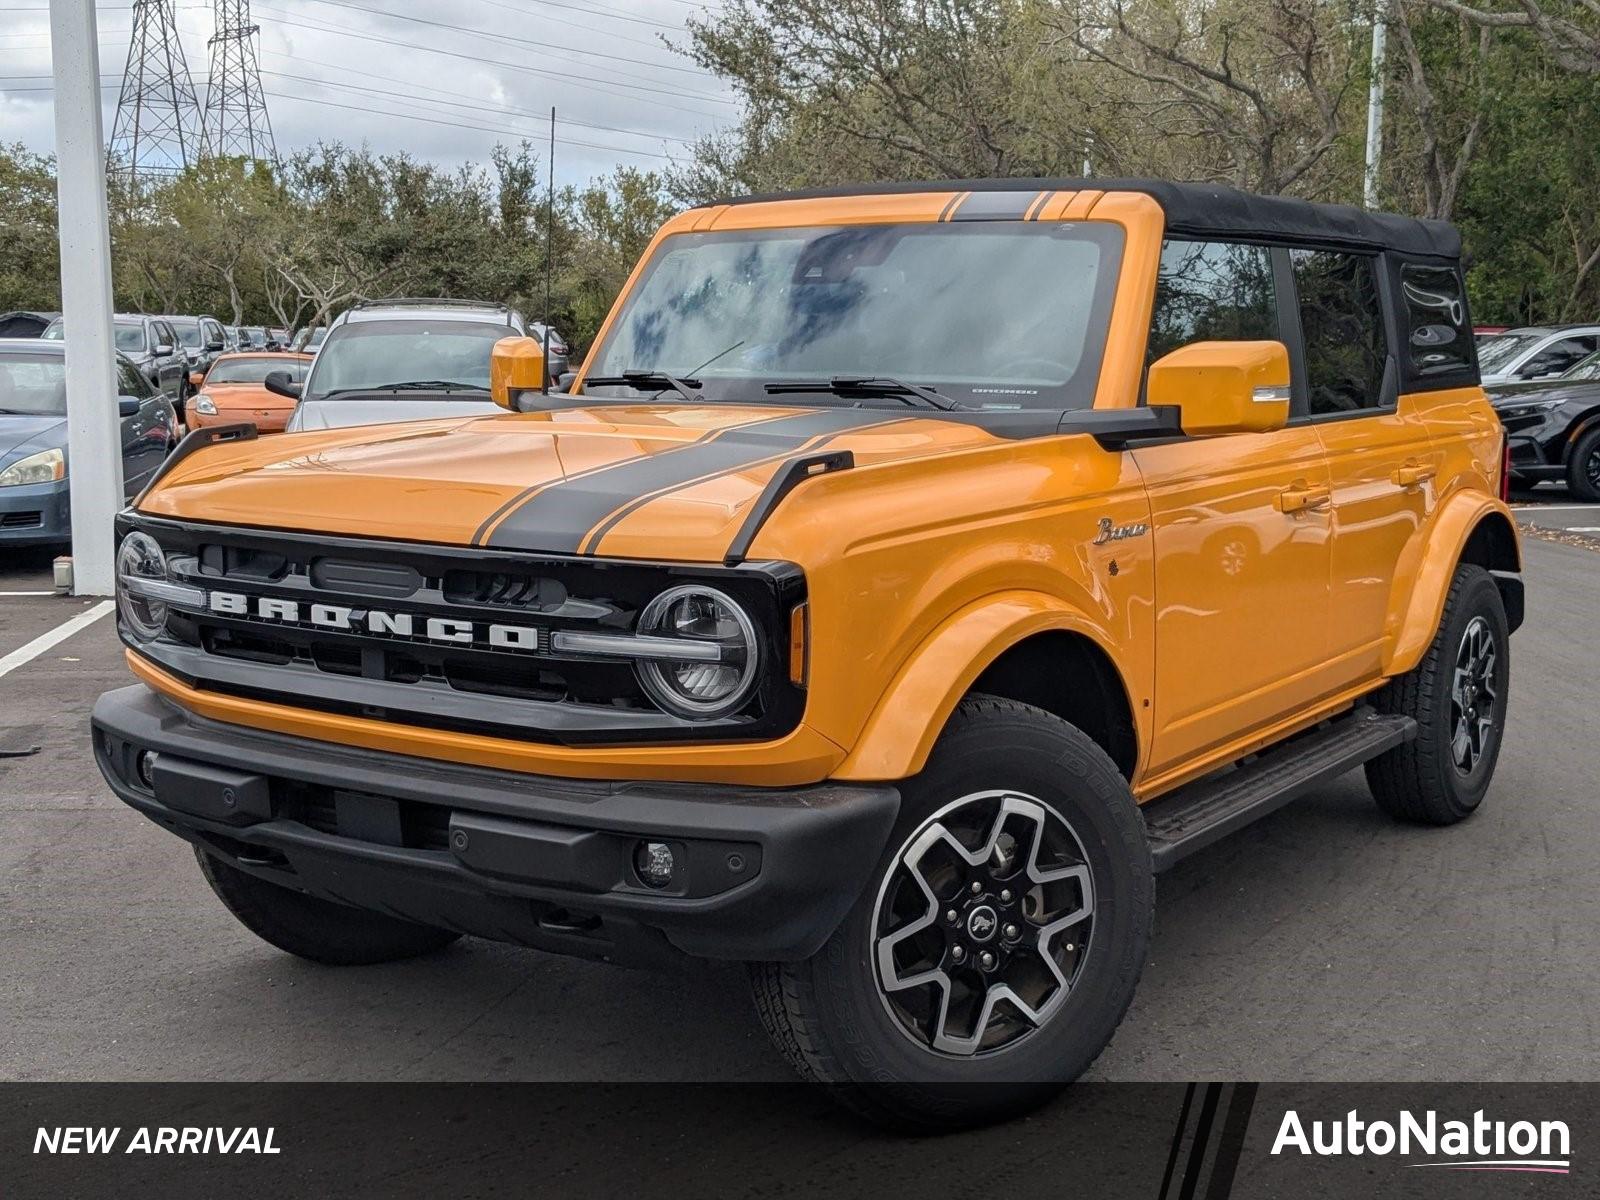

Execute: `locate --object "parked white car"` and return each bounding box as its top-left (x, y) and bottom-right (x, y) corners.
top-left (1477, 324), bottom-right (1600, 386)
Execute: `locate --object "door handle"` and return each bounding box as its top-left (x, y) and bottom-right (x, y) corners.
top-left (1393, 461), bottom-right (1437, 488)
top-left (1276, 482), bottom-right (1331, 514)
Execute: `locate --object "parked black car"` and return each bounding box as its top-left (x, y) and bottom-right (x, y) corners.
top-left (41, 313), bottom-right (188, 400)
top-left (0, 310), bottom-right (60, 338)
top-left (1491, 349), bottom-right (1600, 500)
top-left (0, 338), bottom-right (178, 547)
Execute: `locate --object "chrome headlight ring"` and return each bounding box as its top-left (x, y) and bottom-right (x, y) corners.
top-left (634, 584), bottom-right (760, 720)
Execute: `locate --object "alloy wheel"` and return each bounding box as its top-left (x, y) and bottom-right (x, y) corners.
top-left (1450, 615), bottom-right (1499, 776)
top-left (871, 790), bottom-right (1095, 1057)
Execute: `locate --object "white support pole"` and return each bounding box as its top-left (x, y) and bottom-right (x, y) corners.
top-left (49, 0), bottom-right (124, 595)
top-left (1363, 0), bottom-right (1389, 210)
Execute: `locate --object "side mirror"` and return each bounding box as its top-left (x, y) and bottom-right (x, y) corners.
top-left (490, 336), bottom-right (547, 410)
top-left (188, 370), bottom-right (204, 388)
top-left (155, 343), bottom-right (175, 357)
top-left (554, 371), bottom-right (576, 394)
top-left (1147, 340), bottom-right (1291, 436)
top-left (207, 338), bottom-right (225, 352)
top-left (263, 370), bottom-right (303, 400)
top-left (117, 396), bottom-right (141, 417)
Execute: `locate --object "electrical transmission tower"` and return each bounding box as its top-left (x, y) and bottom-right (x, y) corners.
top-left (107, 0), bottom-right (207, 188)
top-left (202, 0), bottom-right (277, 165)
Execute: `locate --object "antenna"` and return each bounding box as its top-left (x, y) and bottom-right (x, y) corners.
top-left (543, 106), bottom-right (555, 392)
top-left (108, 0), bottom-right (206, 189)
top-left (202, 0), bottom-right (277, 166)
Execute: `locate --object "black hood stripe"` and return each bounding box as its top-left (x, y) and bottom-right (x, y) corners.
top-left (577, 417), bottom-right (910, 556)
top-left (472, 424), bottom-right (714, 545)
top-left (484, 407), bottom-right (892, 553)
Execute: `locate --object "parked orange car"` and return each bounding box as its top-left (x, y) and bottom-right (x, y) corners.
top-left (186, 352), bottom-right (312, 432)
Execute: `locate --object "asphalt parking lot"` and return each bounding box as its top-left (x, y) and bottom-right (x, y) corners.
top-left (2, 495), bottom-right (1597, 1084)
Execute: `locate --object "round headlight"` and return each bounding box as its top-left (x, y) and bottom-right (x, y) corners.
top-left (116, 531), bottom-right (169, 642)
top-left (636, 585), bottom-right (759, 719)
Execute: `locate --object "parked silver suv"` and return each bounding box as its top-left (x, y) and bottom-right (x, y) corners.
top-left (275, 299), bottom-right (551, 431)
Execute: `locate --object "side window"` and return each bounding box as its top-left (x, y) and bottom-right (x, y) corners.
top-left (116, 359), bottom-right (151, 399)
top-left (1292, 249), bottom-right (1387, 416)
top-left (1518, 336), bottom-right (1597, 379)
top-left (1399, 263), bottom-right (1472, 378)
top-left (1147, 240), bottom-right (1277, 363)
top-left (154, 322), bottom-right (173, 351)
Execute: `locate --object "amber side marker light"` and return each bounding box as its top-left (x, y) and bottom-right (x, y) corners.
top-left (789, 603), bottom-right (809, 686)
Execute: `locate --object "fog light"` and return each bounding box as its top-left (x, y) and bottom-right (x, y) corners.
top-left (135, 749), bottom-right (158, 789)
top-left (634, 841), bottom-right (676, 889)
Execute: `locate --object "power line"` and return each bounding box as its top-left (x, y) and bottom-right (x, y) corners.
top-left (251, 3), bottom-right (736, 112)
top-left (299, 0), bottom-right (711, 77)
top-left (256, 66), bottom-right (695, 145)
top-left (265, 89), bottom-right (672, 159)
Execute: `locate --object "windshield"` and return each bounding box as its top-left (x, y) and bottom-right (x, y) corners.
top-left (304, 319), bottom-right (505, 399)
top-left (583, 222), bottom-right (1124, 410)
top-left (0, 354), bottom-right (67, 415)
top-left (1476, 332), bottom-right (1543, 373)
top-left (207, 356), bottom-right (309, 385)
top-left (40, 320), bottom-right (147, 353)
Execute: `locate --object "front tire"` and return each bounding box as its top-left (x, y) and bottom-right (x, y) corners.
top-left (751, 696), bottom-right (1152, 1129)
top-left (1366, 564), bottom-right (1510, 824)
top-left (1567, 425), bottom-right (1600, 502)
top-left (195, 847), bottom-right (461, 965)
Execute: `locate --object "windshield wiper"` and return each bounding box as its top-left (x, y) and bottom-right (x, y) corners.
top-left (368, 379), bottom-right (488, 393)
top-left (583, 369), bottom-right (704, 403)
top-left (763, 376), bottom-right (961, 411)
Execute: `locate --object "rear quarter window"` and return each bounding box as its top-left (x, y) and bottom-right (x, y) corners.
top-left (1397, 261), bottom-right (1476, 384)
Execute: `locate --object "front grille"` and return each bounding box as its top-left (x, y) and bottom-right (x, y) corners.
top-left (125, 516), bottom-right (808, 746)
top-left (0, 511), bottom-right (42, 529)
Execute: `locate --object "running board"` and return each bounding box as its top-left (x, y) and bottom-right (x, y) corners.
top-left (1144, 706), bottom-right (1417, 873)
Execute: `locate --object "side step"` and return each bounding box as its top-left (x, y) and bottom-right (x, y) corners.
top-left (1144, 706), bottom-right (1416, 873)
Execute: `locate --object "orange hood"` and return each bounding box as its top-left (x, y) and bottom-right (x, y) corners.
top-left (137, 404), bottom-right (1002, 561)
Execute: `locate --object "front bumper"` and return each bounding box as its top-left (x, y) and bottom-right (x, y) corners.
top-left (0, 477), bottom-right (70, 545)
top-left (93, 685), bottom-right (900, 966)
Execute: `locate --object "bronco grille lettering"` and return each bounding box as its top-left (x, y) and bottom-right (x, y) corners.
top-left (206, 590), bottom-right (544, 651)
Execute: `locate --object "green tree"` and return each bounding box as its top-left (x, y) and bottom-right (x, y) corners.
top-left (0, 143), bottom-right (62, 312)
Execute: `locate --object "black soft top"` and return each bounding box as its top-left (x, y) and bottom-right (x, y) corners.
top-left (718, 177), bottom-right (1460, 260)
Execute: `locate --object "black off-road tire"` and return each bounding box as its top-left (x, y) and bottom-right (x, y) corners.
top-left (1566, 426), bottom-right (1600, 502)
top-left (750, 695), bottom-right (1153, 1130)
top-left (195, 847), bottom-right (461, 965)
top-left (1365, 564), bottom-right (1510, 825)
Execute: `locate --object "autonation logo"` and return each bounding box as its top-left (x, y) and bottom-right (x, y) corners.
top-left (1272, 1108), bottom-right (1571, 1175)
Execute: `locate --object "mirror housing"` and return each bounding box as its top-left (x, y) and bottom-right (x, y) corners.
top-left (1147, 340), bottom-right (1291, 436)
top-left (263, 370), bottom-right (302, 400)
top-left (155, 343), bottom-right (174, 357)
top-left (490, 336), bottom-right (547, 410)
top-left (188, 370), bottom-right (204, 388)
top-left (117, 396), bottom-right (141, 417)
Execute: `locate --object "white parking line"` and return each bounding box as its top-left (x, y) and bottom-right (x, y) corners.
top-left (0, 600), bottom-right (115, 681)
top-left (1570, 527), bottom-right (1600, 533)
top-left (1510, 504), bottom-right (1600, 511)
top-left (0, 591), bottom-right (56, 597)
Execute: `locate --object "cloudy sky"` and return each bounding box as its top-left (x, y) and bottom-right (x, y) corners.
top-left (0, 0), bottom-right (738, 186)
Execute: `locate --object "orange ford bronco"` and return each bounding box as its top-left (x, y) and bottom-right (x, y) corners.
top-left (94, 179), bottom-right (1522, 1125)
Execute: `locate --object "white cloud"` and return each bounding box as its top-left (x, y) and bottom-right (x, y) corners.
top-left (0, 0), bottom-right (737, 185)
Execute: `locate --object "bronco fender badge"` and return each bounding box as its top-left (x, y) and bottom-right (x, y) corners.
top-left (1093, 516), bottom-right (1149, 545)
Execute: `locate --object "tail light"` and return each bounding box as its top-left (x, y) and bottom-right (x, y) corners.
top-left (1499, 436), bottom-right (1512, 501)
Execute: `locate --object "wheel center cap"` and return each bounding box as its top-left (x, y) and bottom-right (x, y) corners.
top-left (966, 904), bottom-right (999, 942)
